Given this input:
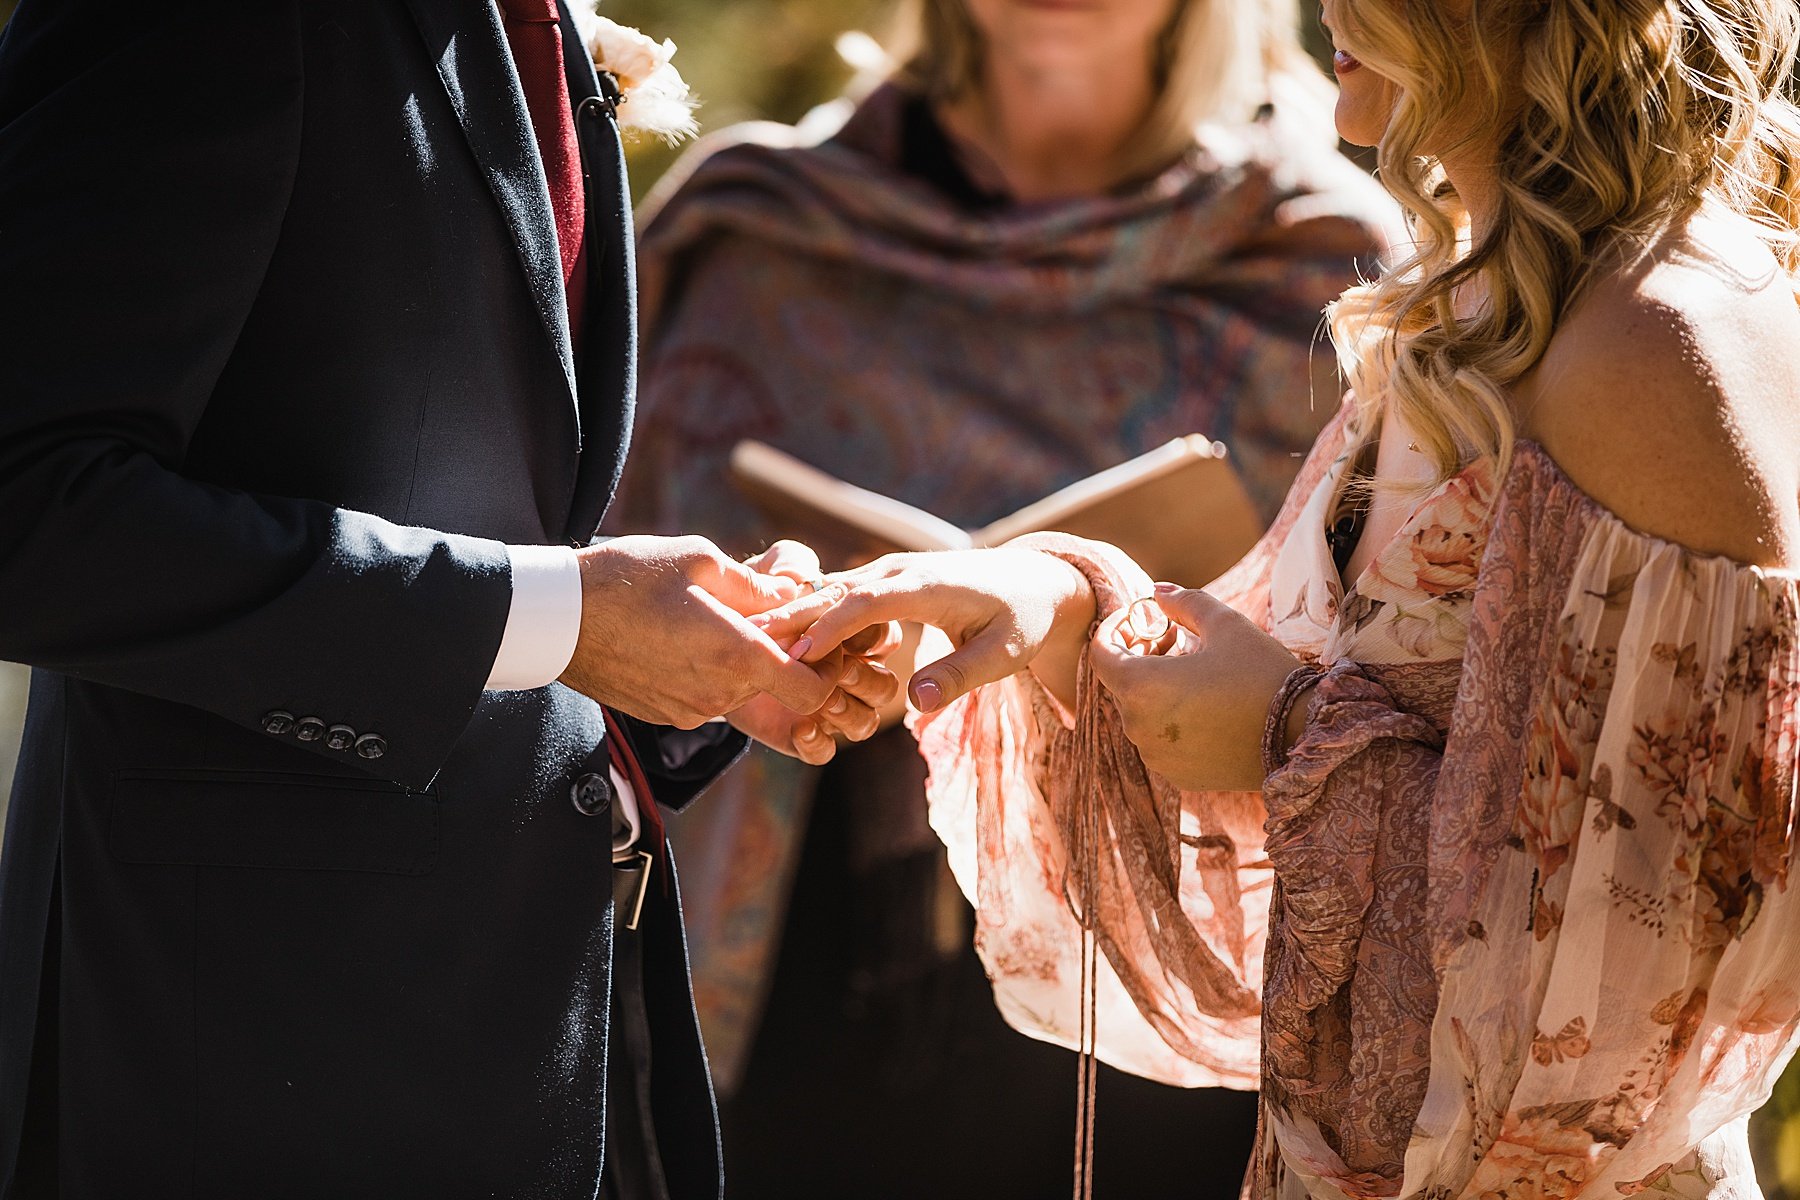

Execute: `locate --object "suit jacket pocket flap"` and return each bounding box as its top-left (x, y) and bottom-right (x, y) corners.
top-left (109, 770), bottom-right (439, 875)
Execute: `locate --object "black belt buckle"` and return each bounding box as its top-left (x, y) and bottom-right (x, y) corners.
top-left (616, 849), bottom-right (654, 932)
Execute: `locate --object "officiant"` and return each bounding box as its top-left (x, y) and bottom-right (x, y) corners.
top-left (602, 0), bottom-right (1401, 1193)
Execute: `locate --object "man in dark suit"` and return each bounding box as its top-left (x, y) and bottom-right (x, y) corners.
top-left (0, 1), bottom-right (894, 1195)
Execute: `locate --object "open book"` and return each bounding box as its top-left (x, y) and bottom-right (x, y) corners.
top-left (729, 435), bottom-right (1266, 588)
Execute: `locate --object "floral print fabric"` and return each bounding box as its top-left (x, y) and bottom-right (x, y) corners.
top-left (911, 402), bottom-right (1800, 1200)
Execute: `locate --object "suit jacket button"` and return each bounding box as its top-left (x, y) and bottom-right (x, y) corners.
top-left (325, 725), bottom-right (356, 752)
top-left (262, 710), bottom-right (295, 736)
top-left (570, 772), bottom-right (610, 817)
top-left (354, 733), bottom-right (388, 760)
top-left (295, 716), bottom-right (327, 743)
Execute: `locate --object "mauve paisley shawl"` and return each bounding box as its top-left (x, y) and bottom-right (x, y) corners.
top-left (913, 400), bottom-right (1800, 1200)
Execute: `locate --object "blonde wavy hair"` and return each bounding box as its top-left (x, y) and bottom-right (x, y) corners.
top-left (889, 0), bottom-right (1335, 182)
top-left (1326, 0), bottom-right (1800, 481)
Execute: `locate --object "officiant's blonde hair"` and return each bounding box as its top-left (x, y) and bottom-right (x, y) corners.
top-left (891, 0), bottom-right (1335, 181)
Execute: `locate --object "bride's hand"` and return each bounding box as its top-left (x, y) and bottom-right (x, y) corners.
top-left (1088, 583), bottom-right (1303, 792)
top-left (749, 548), bottom-right (1095, 713)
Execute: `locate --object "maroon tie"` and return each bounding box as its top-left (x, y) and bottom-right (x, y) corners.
top-left (496, 0), bottom-right (588, 343)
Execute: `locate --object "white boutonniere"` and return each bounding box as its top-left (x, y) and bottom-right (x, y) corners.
top-left (569, 8), bottom-right (698, 142)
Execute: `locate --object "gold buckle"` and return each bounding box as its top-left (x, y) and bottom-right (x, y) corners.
top-left (622, 849), bottom-right (654, 932)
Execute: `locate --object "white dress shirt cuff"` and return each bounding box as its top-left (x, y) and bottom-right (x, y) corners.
top-left (485, 544), bottom-right (583, 691)
top-left (609, 764), bottom-right (643, 861)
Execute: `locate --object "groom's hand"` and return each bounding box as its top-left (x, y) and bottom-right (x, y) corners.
top-left (558, 535), bottom-right (837, 727)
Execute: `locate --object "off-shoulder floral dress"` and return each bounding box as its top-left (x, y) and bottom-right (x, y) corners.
top-left (911, 400), bottom-right (1800, 1200)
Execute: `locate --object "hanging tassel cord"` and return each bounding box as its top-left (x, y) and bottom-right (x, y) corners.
top-left (1072, 777), bottom-right (1100, 1200)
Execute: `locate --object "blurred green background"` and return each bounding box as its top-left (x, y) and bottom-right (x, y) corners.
top-left (0, 0), bottom-right (1795, 1192)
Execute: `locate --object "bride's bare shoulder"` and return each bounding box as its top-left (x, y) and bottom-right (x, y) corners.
top-left (1515, 210), bottom-right (1800, 566)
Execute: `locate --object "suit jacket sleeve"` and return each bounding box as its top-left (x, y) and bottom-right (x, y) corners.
top-left (0, 1), bottom-right (513, 791)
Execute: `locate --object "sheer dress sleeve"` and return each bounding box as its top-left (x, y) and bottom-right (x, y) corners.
top-left (908, 401), bottom-right (1357, 1090)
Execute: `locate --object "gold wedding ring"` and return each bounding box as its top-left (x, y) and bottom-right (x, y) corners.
top-left (1116, 597), bottom-right (1172, 656)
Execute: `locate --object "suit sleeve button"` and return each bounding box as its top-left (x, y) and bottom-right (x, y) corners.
top-left (324, 725), bottom-right (356, 752)
top-left (262, 710), bottom-right (295, 736)
top-left (570, 772), bottom-right (610, 817)
top-left (354, 733), bottom-right (388, 760)
top-left (295, 717), bottom-right (327, 743)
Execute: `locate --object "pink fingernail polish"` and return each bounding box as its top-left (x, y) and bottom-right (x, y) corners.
top-left (1153, 581), bottom-right (1179, 594)
top-left (913, 678), bottom-right (943, 713)
top-left (790, 636), bottom-right (813, 659)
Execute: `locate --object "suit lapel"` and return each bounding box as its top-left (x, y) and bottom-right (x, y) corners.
top-left (560, 2), bottom-right (640, 542)
top-left (401, 0), bottom-right (581, 442)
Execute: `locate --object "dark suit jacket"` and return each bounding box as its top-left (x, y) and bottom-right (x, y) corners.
top-left (0, 1), bottom-right (741, 1194)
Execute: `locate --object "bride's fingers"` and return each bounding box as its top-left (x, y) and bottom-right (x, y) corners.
top-left (1093, 606), bottom-right (1134, 652)
top-left (908, 624), bottom-right (1026, 713)
top-left (1088, 626), bottom-right (1183, 741)
top-left (1088, 622), bottom-right (1142, 689)
top-left (842, 619), bottom-right (903, 660)
top-left (838, 656), bottom-right (900, 712)
top-left (1092, 602), bottom-right (1180, 662)
top-left (747, 583), bottom-right (849, 642)
top-left (788, 720), bottom-right (838, 766)
top-left (822, 552), bottom-right (921, 589)
top-left (784, 582), bottom-right (939, 663)
top-left (813, 689), bottom-right (881, 743)
top-left (785, 655), bottom-right (889, 746)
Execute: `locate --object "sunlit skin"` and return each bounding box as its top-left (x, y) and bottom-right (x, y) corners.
top-left (965, 0), bottom-right (1177, 72)
top-left (732, 540), bottom-right (902, 763)
top-left (757, 0), bottom-right (1800, 794)
top-left (1318, 0), bottom-right (1400, 148)
top-left (940, 0), bottom-right (1180, 200)
top-left (559, 537), bottom-right (902, 767)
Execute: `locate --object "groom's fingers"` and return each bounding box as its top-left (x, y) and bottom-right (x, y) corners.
top-left (694, 554), bottom-right (801, 617)
top-left (745, 644), bottom-right (838, 716)
top-left (685, 586), bottom-right (835, 718)
top-left (745, 539), bottom-right (823, 587)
